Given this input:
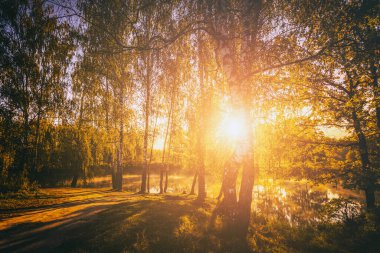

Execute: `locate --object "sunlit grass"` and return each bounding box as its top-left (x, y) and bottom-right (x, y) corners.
top-left (1, 176), bottom-right (375, 253)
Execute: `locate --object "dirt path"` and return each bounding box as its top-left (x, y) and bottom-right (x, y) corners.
top-left (0, 189), bottom-right (133, 253)
top-left (0, 181), bottom-right (368, 253)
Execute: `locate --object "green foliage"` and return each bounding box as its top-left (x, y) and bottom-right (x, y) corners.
top-left (249, 198), bottom-right (379, 253)
top-left (0, 0), bottom-right (74, 191)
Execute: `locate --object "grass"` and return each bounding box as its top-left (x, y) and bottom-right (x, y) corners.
top-left (0, 188), bottom-right (246, 253)
top-left (0, 176), bottom-right (378, 253)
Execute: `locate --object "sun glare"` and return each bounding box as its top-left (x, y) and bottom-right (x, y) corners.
top-left (218, 112), bottom-right (249, 141)
top-left (153, 138), bottom-right (165, 150)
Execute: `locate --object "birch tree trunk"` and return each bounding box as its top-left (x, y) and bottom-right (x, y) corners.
top-left (71, 90), bottom-right (85, 188)
top-left (213, 0), bottom-right (263, 236)
top-left (116, 82), bottom-right (124, 191)
top-left (195, 8), bottom-right (207, 199)
top-left (160, 89), bottom-right (174, 193)
top-left (190, 171), bottom-right (198, 195)
top-left (141, 53), bottom-right (151, 193)
top-left (164, 113), bottom-right (174, 194)
top-left (147, 105), bottom-right (160, 193)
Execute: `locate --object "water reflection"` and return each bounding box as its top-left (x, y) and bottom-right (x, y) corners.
top-left (252, 181), bottom-right (363, 226)
top-left (326, 189), bottom-right (339, 200)
top-left (81, 174), bottom-right (363, 225)
top-left (148, 187), bottom-right (175, 193)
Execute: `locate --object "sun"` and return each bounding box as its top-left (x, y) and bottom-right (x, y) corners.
top-left (218, 112), bottom-right (249, 141)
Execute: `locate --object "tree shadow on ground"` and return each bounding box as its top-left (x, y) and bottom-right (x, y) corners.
top-left (1, 193), bottom-right (252, 253)
top-left (62, 195), bottom-right (251, 253)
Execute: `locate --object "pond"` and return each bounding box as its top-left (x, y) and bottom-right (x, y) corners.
top-left (76, 174), bottom-right (365, 224)
top-left (251, 180), bottom-right (364, 225)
